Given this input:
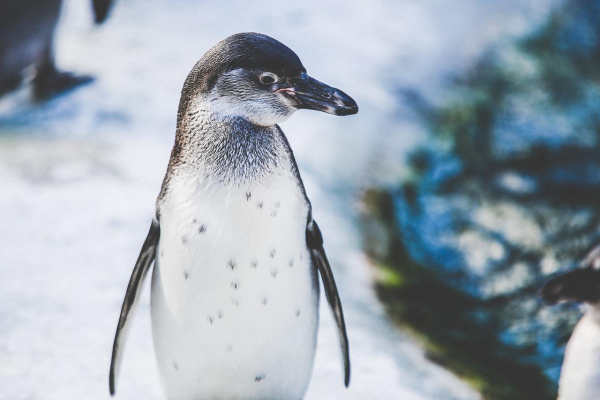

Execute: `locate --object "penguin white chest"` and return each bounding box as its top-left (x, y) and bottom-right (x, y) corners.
top-left (558, 312), bottom-right (600, 400)
top-left (151, 173), bottom-right (319, 400)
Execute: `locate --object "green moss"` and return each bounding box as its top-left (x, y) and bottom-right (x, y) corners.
top-left (378, 265), bottom-right (405, 287)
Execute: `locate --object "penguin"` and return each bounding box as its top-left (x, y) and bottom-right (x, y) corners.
top-left (0, 0), bottom-right (115, 100)
top-left (109, 33), bottom-right (358, 399)
top-left (540, 244), bottom-right (600, 400)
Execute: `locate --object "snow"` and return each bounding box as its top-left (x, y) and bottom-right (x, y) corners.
top-left (0, 0), bottom-right (556, 398)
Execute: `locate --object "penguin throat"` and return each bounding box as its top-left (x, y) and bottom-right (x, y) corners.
top-left (174, 102), bottom-right (288, 185)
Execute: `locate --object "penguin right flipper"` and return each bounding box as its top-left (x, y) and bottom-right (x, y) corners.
top-left (306, 218), bottom-right (350, 387)
top-left (109, 220), bottom-right (160, 396)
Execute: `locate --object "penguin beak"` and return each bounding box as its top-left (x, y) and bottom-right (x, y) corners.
top-left (277, 73), bottom-right (358, 116)
top-left (539, 267), bottom-right (600, 305)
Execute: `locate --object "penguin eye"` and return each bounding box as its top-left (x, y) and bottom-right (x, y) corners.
top-left (259, 73), bottom-right (278, 85)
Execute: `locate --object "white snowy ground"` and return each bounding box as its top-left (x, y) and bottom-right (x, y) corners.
top-left (0, 0), bottom-right (557, 399)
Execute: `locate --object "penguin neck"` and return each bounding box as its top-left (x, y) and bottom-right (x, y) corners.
top-left (171, 98), bottom-right (288, 185)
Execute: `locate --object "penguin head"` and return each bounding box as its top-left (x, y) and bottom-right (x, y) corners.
top-left (540, 245), bottom-right (600, 305)
top-left (182, 32), bottom-right (358, 126)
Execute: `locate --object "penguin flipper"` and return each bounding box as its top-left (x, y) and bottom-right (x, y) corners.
top-left (306, 218), bottom-right (350, 387)
top-left (109, 220), bottom-right (160, 396)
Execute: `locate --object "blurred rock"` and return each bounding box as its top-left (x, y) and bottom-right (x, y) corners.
top-left (361, 0), bottom-right (600, 398)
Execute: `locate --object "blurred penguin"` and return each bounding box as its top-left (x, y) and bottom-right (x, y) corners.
top-left (540, 244), bottom-right (600, 400)
top-left (0, 0), bottom-right (114, 100)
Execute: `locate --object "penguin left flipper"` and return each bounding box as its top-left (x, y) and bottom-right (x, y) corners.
top-left (306, 218), bottom-right (351, 387)
top-left (109, 220), bottom-right (160, 396)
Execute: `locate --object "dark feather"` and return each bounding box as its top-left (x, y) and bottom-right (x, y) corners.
top-left (92, 0), bottom-right (114, 24)
top-left (180, 32), bottom-right (305, 98)
top-left (306, 218), bottom-right (350, 387)
top-left (109, 220), bottom-right (160, 396)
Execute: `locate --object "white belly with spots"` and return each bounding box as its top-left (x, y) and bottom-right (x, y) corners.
top-left (151, 172), bottom-right (319, 400)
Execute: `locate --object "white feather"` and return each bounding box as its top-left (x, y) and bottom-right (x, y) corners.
top-left (558, 306), bottom-right (600, 400)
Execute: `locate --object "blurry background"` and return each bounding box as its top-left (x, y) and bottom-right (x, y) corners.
top-left (0, 0), bottom-right (596, 399)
